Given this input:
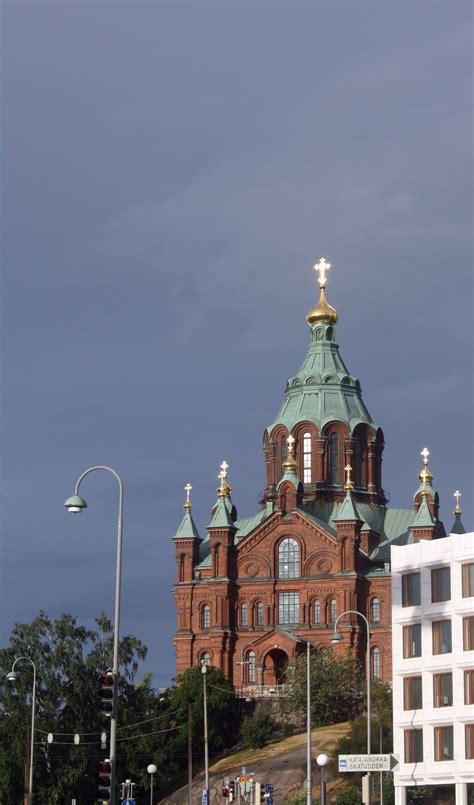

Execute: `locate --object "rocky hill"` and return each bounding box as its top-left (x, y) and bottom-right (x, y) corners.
top-left (159, 722), bottom-right (350, 804)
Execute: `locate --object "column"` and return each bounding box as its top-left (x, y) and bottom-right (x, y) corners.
top-left (455, 782), bottom-right (467, 805)
top-left (394, 786), bottom-right (406, 805)
top-left (315, 438), bottom-right (326, 490)
top-left (367, 443), bottom-right (376, 492)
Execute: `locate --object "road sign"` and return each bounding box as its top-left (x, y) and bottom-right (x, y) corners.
top-left (265, 784), bottom-right (274, 793)
top-left (338, 753), bottom-right (398, 772)
top-left (201, 788), bottom-right (208, 805)
top-left (267, 798), bottom-right (273, 805)
top-left (121, 800), bottom-right (135, 805)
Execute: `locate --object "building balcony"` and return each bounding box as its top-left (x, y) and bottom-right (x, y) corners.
top-left (238, 684), bottom-right (286, 699)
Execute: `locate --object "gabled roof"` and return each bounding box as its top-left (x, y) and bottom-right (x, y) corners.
top-left (333, 492), bottom-right (362, 523)
top-left (174, 510), bottom-right (201, 540)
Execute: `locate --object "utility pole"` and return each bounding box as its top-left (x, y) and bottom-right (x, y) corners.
top-left (306, 640), bottom-right (312, 805)
top-left (188, 703), bottom-right (193, 805)
top-left (201, 660), bottom-right (209, 801)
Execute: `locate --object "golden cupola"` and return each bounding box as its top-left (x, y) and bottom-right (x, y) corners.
top-left (306, 257), bottom-right (339, 326)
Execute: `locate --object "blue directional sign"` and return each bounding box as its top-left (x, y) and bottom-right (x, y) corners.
top-left (201, 788), bottom-right (208, 805)
top-left (121, 800), bottom-right (134, 805)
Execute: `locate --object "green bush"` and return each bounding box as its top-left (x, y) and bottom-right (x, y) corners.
top-left (334, 786), bottom-right (363, 805)
top-left (241, 703), bottom-right (276, 748)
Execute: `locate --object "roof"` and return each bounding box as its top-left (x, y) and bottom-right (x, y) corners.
top-left (451, 513), bottom-right (466, 535)
top-left (410, 497), bottom-right (435, 529)
top-left (333, 492), bottom-right (362, 522)
top-left (174, 509), bottom-right (201, 540)
top-left (267, 322), bottom-right (378, 435)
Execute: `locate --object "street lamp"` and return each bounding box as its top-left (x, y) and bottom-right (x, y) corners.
top-left (306, 640), bottom-right (312, 805)
top-left (6, 656), bottom-right (36, 805)
top-left (147, 764), bottom-right (157, 804)
top-left (331, 610), bottom-right (371, 800)
top-left (316, 753), bottom-right (329, 805)
top-left (201, 658), bottom-right (210, 802)
top-left (64, 465), bottom-right (124, 805)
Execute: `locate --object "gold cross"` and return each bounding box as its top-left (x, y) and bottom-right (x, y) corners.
top-left (314, 257), bottom-right (332, 289)
top-left (421, 447), bottom-right (430, 465)
top-left (287, 435), bottom-right (296, 455)
top-left (454, 489), bottom-right (462, 514)
top-left (344, 463), bottom-right (354, 491)
top-left (220, 460), bottom-right (229, 479)
top-left (184, 482), bottom-right (192, 509)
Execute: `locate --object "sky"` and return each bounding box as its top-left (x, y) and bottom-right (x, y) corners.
top-left (1, 1), bottom-right (472, 688)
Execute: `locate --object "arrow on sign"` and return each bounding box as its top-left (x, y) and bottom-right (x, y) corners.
top-left (338, 753), bottom-right (399, 772)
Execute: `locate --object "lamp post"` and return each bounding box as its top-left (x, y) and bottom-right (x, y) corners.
top-left (306, 639), bottom-right (312, 805)
top-left (331, 610), bottom-right (371, 802)
top-left (316, 753), bottom-right (329, 805)
top-left (147, 764), bottom-right (157, 804)
top-left (64, 465), bottom-right (124, 805)
top-left (201, 658), bottom-right (210, 801)
top-left (6, 656), bottom-right (36, 805)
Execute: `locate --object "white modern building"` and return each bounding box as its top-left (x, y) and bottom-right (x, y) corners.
top-left (391, 529), bottom-right (474, 805)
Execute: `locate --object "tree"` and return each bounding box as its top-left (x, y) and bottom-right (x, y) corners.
top-left (0, 611), bottom-right (155, 803)
top-left (280, 647), bottom-right (364, 726)
top-left (241, 703), bottom-right (276, 748)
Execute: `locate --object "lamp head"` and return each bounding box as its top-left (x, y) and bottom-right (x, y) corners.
top-left (330, 632), bottom-right (343, 644)
top-left (6, 671), bottom-right (17, 682)
top-left (317, 753), bottom-right (329, 767)
top-left (147, 764), bottom-right (157, 775)
top-left (64, 494), bottom-right (87, 513)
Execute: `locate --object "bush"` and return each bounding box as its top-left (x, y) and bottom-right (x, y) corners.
top-left (334, 787), bottom-right (363, 805)
top-left (241, 703), bottom-right (276, 748)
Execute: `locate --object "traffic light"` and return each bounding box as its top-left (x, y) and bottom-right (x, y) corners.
top-left (228, 780), bottom-right (236, 802)
top-left (98, 758), bottom-right (112, 801)
top-left (222, 784), bottom-right (230, 798)
top-left (255, 782), bottom-right (267, 802)
top-left (99, 671), bottom-right (114, 717)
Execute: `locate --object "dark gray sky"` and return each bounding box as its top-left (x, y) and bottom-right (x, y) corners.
top-left (1, 1), bottom-right (472, 687)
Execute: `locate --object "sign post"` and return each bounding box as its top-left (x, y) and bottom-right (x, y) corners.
top-left (338, 754), bottom-right (398, 773)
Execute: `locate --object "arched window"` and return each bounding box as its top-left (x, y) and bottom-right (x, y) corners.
top-left (201, 605), bottom-right (210, 630)
top-left (328, 598), bottom-right (337, 624)
top-left (329, 432), bottom-right (339, 484)
top-left (247, 651), bottom-right (256, 683)
top-left (280, 437), bottom-right (287, 476)
top-left (313, 600), bottom-right (321, 624)
top-left (371, 647), bottom-right (381, 679)
top-left (354, 436), bottom-right (362, 487)
top-left (303, 432), bottom-right (312, 483)
top-left (371, 598), bottom-right (381, 623)
top-left (256, 602), bottom-right (264, 626)
top-left (201, 652), bottom-right (211, 667)
top-left (278, 538), bottom-right (300, 578)
top-left (241, 604), bottom-right (248, 626)
top-left (179, 555), bottom-right (185, 582)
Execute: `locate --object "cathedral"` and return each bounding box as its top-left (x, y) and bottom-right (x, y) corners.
top-left (172, 259), bottom-right (466, 689)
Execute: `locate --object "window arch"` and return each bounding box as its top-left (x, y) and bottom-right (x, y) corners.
top-left (241, 604), bottom-right (248, 627)
top-left (247, 651), bottom-right (256, 683)
top-left (303, 432), bottom-right (312, 483)
top-left (327, 598), bottom-right (337, 624)
top-left (371, 647), bottom-right (381, 679)
top-left (201, 604), bottom-right (210, 630)
top-left (328, 432), bottom-right (339, 484)
top-left (278, 538), bottom-right (300, 578)
top-left (256, 602), bottom-right (264, 627)
top-left (313, 599), bottom-right (321, 624)
top-left (371, 598), bottom-right (381, 623)
top-left (200, 651), bottom-right (211, 667)
top-left (179, 554), bottom-right (185, 582)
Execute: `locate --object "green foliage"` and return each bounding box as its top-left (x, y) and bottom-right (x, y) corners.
top-left (280, 647), bottom-right (364, 726)
top-left (241, 703), bottom-right (276, 748)
top-left (0, 613), bottom-right (241, 803)
top-left (334, 786), bottom-right (363, 805)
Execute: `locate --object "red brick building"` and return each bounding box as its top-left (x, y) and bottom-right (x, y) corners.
top-left (172, 260), bottom-right (450, 689)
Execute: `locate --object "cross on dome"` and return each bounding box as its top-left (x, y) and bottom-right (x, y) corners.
top-left (421, 447), bottom-right (430, 465)
top-left (314, 257), bottom-right (332, 289)
top-left (344, 463), bottom-right (354, 491)
top-left (286, 434), bottom-right (296, 455)
top-left (184, 482), bottom-right (192, 509)
top-left (454, 489), bottom-right (462, 514)
top-left (220, 460), bottom-right (229, 479)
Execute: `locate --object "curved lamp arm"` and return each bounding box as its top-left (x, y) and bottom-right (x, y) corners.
top-left (331, 609), bottom-right (371, 758)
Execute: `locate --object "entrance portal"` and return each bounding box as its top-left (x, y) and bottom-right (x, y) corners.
top-left (263, 648), bottom-right (289, 685)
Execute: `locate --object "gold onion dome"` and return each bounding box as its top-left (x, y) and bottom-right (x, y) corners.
top-left (282, 435), bottom-right (297, 472)
top-left (217, 460), bottom-right (232, 498)
top-left (418, 447), bottom-right (433, 485)
top-left (306, 257), bottom-right (339, 326)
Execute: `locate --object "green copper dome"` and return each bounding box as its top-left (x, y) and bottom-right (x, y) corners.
top-left (267, 322), bottom-right (377, 435)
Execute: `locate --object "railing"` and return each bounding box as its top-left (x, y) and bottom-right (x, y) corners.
top-left (238, 684), bottom-right (286, 699)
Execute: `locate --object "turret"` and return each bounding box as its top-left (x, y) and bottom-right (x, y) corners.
top-left (333, 464), bottom-right (363, 572)
top-left (450, 490), bottom-right (466, 534)
top-left (173, 483), bottom-right (202, 582)
top-left (207, 461), bottom-right (236, 579)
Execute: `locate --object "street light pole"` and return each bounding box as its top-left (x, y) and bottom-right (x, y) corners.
top-left (316, 754), bottom-right (329, 805)
top-left (201, 660), bottom-right (209, 801)
top-left (306, 639), bottom-right (312, 805)
top-left (64, 465), bottom-right (124, 805)
top-left (6, 657), bottom-right (36, 805)
top-left (147, 764), bottom-right (157, 804)
top-left (331, 610), bottom-right (371, 803)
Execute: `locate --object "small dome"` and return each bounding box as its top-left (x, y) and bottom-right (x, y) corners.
top-left (306, 288), bottom-right (339, 326)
